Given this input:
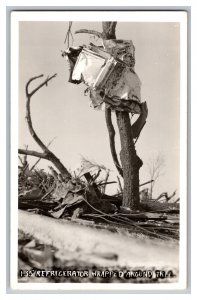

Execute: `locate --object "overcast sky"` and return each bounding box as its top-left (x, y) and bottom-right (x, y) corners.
top-left (19, 21), bottom-right (180, 197)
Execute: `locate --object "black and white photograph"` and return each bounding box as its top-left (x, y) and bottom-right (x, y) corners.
top-left (10, 10), bottom-right (188, 291)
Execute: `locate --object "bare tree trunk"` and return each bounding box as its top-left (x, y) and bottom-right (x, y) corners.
top-left (102, 22), bottom-right (143, 209)
top-left (116, 112), bottom-right (142, 208)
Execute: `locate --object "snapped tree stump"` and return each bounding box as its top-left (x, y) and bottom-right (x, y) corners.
top-left (102, 22), bottom-right (143, 209)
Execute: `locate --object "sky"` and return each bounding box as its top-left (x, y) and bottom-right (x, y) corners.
top-left (19, 21), bottom-right (180, 197)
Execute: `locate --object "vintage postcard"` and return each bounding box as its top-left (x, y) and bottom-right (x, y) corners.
top-left (10, 10), bottom-right (188, 291)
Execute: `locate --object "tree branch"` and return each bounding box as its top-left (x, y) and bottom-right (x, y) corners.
top-left (105, 108), bottom-right (123, 177)
top-left (24, 74), bottom-right (71, 180)
top-left (30, 137), bottom-right (56, 171)
top-left (18, 149), bottom-right (48, 159)
top-left (75, 29), bottom-right (103, 39)
top-left (131, 102), bottom-right (148, 139)
top-left (26, 73), bottom-right (57, 97)
top-left (102, 22), bottom-right (117, 39)
top-left (139, 179), bottom-right (154, 187)
top-left (25, 74), bottom-right (57, 154)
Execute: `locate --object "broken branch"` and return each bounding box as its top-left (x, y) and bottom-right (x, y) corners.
top-left (117, 176), bottom-right (123, 193)
top-left (105, 107), bottom-right (123, 177)
top-left (24, 74), bottom-right (71, 180)
top-left (26, 73), bottom-right (57, 97)
top-left (140, 179), bottom-right (154, 187)
top-left (75, 29), bottom-right (103, 39)
top-left (30, 137), bottom-right (56, 171)
top-left (102, 22), bottom-right (117, 39)
top-left (18, 149), bottom-right (48, 159)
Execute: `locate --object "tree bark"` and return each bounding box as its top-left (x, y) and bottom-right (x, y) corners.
top-left (102, 22), bottom-right (143, 209)
top-left (116, 112), bottom-right (142, 208)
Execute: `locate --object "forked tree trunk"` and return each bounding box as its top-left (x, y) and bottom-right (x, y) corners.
top-left (102, 22), bottom-right (143, 209)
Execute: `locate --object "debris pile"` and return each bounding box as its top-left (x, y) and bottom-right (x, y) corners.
top-left (18, 155), bottom-right (179, 283)
top-left (18, 156), bottom-right (179, 241)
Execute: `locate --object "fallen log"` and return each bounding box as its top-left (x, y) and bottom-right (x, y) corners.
top-left (19, 210), bottom-right (179, 269)
top-left (140, 200), bottom-right (179, 213)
